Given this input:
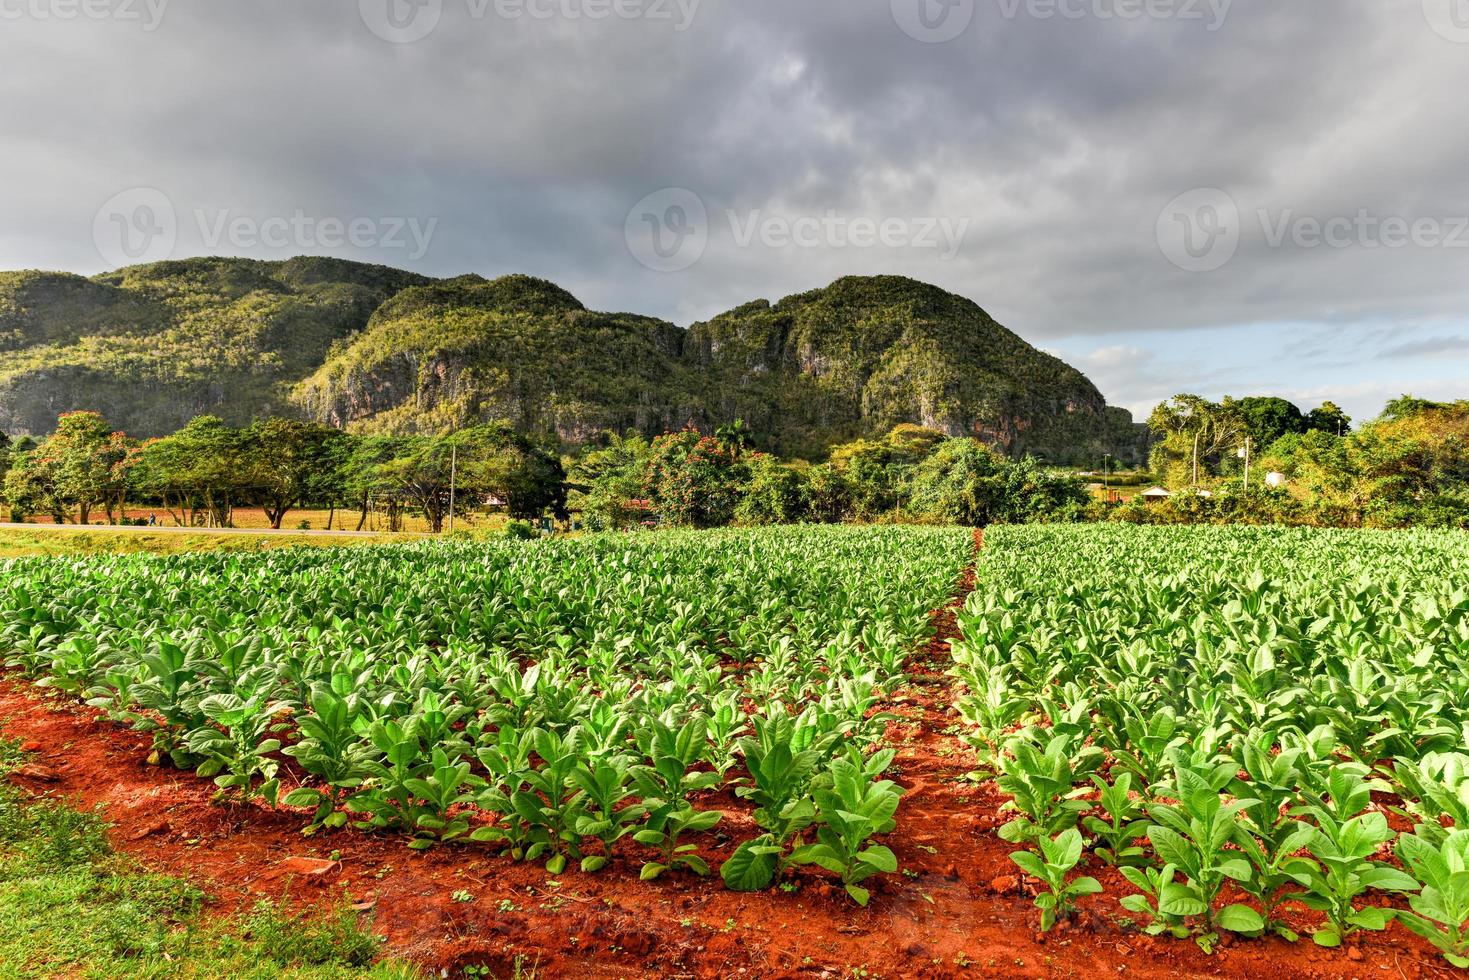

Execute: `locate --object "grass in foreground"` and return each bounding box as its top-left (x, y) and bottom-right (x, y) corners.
top-left (0, 737), bottom-right (417, 980)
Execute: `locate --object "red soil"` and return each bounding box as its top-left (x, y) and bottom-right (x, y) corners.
top-left (0, 528), bottom-right (1453, 978)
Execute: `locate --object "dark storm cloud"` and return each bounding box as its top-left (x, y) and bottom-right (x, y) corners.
top-left (1, 0), bottom-right (1466, 412)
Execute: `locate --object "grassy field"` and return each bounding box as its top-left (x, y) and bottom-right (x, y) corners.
top-left (15, 509), bottom-right (514, 536)
top-left (0, 528), bottom-right (414, 559)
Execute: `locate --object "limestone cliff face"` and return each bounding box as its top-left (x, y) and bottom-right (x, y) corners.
top-left (0, 258), bottom-right (1147, 464)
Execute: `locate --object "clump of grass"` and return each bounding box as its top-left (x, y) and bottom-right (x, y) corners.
top-left (0, 732), bottom-right (415, 978)
top-left (238, 900), bottom-right (385, 968)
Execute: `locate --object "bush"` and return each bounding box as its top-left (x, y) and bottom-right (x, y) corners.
top-left (906, 441), bottom-right (1087, 526)
top-left (735, 455), bottom-right (810, 525)
top-left (504, 520), bottom-right (537, 540)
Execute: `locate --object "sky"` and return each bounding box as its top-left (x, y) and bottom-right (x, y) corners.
top-left (2, 0), bottom-right (1467, 424)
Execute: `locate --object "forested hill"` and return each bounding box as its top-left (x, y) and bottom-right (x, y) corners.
top-left (0, 257), bottom-right (429, 436)
top-left (1, 256), bottom-right (1149, 464)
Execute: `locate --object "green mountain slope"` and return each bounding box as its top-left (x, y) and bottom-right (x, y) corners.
top-left (0, 258), bottom-right (1148, 463)
top-left (293, 273), bottom-right (695, 441)
top-left (684, 275), bottom-right (1129, 461)
top-left (0, 257), bottom-right (429, 436)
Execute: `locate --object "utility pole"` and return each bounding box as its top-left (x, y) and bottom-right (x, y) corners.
top-left (1103, 453), bottom-right (1113, 501)
top-left (447, 443), bottom-right (458, 535)
top-left (1238, 436), bottom-right (1252, 491)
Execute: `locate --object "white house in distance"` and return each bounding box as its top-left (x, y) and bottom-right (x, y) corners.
top-left (1142, 486), bottom-right (1218, 504)
top-left (1265, 472), bottom-right (1288, 488)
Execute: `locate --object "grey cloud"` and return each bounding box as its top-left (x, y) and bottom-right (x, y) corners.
top-left (0, 0), bottom-right (1465, 412)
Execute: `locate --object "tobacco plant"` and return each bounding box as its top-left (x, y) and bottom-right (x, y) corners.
top-left (1083, 773), bottom-right (1148, 867)
top-left (1289, 767), bottom-right (1419, 947)
top-left (1141, 762), bottom-right (1265, 951)
top-left (1010, 829), bottom-right (1102, 931)
top-left (1395, 830), bottom-right (1469, 967)
top-left (789, 751), bottom-right (904, 906)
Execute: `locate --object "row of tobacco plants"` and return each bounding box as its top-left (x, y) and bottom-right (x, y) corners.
top-left (955, 523), bottom-right (1469, 965)
top-left (0, 526), bottom-right (973, 905)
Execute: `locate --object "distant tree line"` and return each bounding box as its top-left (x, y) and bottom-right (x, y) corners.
top-left (4, 393), bottom-right (1464, 533)
top-left (1124, 394), bottom-right (1469, 529)
top-left (1, 413), bottom-right (565, 533)
top-left (0, 413), bottom-right (1089, 532)
top-left (571, 423), bottom-right (1090, 530)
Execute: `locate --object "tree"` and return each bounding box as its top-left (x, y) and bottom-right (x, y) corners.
top-left (373, 424), bottom-right (566, 533)
top-left (1147, 395), bottom-right (1247, 485)
top-left (645, 429), bottom-right (748, 528)
top-left (1305, 401), bottom-right (1352, 436)
top-left (241, 419), bottom-right (345, 529)
top-left (38, 412), bottom-right (133, 525)
top-left (0, 432), bottom-right (11, 499)
top-left (1259, 399), bottom-right (1469, 529)
top-left (132, 416), bottom-right (250, 527)
top-left (2, 451), bottom-right (62, 524)
top-left (906, 440), bottom-right (1085, 526)
top-left (1237, 397), bottom-right (1306, 450)
top-left (735, 455), bottom-right (810, 525)
top-left (805, 464), bottom-right (854, 523)
top-left (451, 425), bottom-right (566, 522)
top-left (568, 432), bottom-right (655, 531)
top-left (340, 435), bottom-right (402, 531)
top-left (826, 425), bottom-right (948, 519)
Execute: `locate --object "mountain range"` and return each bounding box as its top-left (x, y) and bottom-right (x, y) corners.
top-left (0, 257), bottom-right (1149, 464)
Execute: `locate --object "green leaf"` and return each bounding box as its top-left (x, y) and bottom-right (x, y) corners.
top-left (844, 883), bottom-right (871, 907)
top-left (858, 845), bottom-right (898, 875)
top-left (1069, 876), bottom-right (1103, 897)
top-left (1158, 883), bottom-right (1207, 918)
top-left (721, 838), bottom-right (779, 892)
top-left (789, 844), bottom-right (845, 875)
top-left (282, 787), bottom-right (321, 807)
top-left (1217, 905), bottom-right (1265, 934)
top-left (1010, 851), bottom-right (1047, 880)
